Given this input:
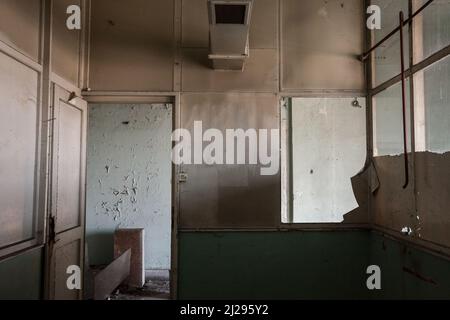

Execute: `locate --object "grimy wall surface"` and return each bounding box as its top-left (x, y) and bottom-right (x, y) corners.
top-left (370, 232), bottom-right (450, 299)
top-left (86, 0), bottom-right (450, 299)
top-left (0, 248), bottom-right (43, 300)
top-left (89, 0), bottom-right (365, 93)
top-left (1, 0), bottom-right (448, 300)
top-left (0, 1), bottom-right (43, 299)
top-left (178, 231), bottom-right (450, 300)
top-left (178, 231), bottom-right (371, 299)
top-left (0, 0), bottom-right (87, 299)
top-left (89, 0), bottom-right (366, 229)
top-left (87, 0), bottom-right (374, 298)
top-left (370, 0), bottom-right (450, 280)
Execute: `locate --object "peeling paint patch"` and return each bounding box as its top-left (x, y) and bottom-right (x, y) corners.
top-left (86, 104), bottom-right (172, 270)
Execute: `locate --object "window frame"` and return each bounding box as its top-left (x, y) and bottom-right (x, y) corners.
top-left (0, 41), bottom-right (46, 260)
top-left (280, 96), bottom-right (370, 229)
top-left (369, 0), bottom-right (450, 158)
top-left (367, 0), bottom-right (450, 251)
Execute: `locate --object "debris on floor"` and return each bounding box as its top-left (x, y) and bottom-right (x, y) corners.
top-left (109, 279), bottom-right (170, 300)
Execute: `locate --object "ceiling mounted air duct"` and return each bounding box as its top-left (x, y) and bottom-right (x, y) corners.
top-left (207, 0), bottom-right (253, 71)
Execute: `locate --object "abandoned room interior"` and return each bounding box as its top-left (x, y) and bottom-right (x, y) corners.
top-left (0, 0), bottom-right (449, 301)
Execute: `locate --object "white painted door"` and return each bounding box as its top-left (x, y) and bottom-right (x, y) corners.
top-left (46, 85), bottom-right (87, 300)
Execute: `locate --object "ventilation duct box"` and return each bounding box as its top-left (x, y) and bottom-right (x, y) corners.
top-left (207, 0), bottom-right (253, 71)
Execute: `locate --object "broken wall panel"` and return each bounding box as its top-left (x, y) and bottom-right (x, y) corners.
top-left (372, 156), bottom-right (415, 232)
top-left (281, 0), bottom-right (365, 91)
top-left (344, 169), bottom-right (370, 224)
top-left (94, 249), bottom-right (131, 300)
top-left (51, 0), bottom-right (83, 86)
top-left (289, 98), bottom-right (367, 224)
top-left (0, 0), bottom-right (41, 62)
top-left (181, 0), bottom-right (278, 49)
top-left (181, 48), bottom-right (278, 92)
top-left (89, 0), bottom-right (175, 91)
top-left (179, 93), bottom-right (280, 229)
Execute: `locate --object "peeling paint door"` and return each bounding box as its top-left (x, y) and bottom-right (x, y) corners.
top-left (46, 85), bottom-right (87, 300)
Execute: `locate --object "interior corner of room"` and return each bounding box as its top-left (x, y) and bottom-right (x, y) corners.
top-left (0, 0), bottom-right (449, 300)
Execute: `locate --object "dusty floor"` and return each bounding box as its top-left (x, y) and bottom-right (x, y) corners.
top-left (109, 279), bottom-right (170, 300)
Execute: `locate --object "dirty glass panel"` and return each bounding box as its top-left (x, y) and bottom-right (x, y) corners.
top-left (0, 52), bottom-right (38, 248)
top-left (373, 80), bottom-right (412, 157)
top-left (288, 98), bottom-right (367, 223)
top-left (414, 54), bottom-right (450, 246)
top-left (372, 0), bottom-right (409, 87)
top-left (417, 55), bottom-right (450, 153)
top-left (414, 0), bottom-right (450, 63)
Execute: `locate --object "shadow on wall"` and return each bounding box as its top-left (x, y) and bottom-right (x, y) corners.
top-left (86, 232), bottom-right (114, 266)
top-left (344, 168), bottom-right (370, 223)
top-left (0, 248), bottom-right (43, 300)
top-left (370, 231), bottom-right (450, 299)
top-left (373, 151), bottom-right (450, 248)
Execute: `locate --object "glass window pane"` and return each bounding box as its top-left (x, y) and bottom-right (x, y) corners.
top-left (414, 55), bottom-right (450, 153)
top-left (414, 0), bottom-right (450, 63)
top-left (372, 0), bottom-right (410, 87)
top-left (373, 79), bottom-right (412, 157)
top-left (0, 52), bottom-right (38, 248)
top-left (289, 98), bottom-right (367, 223)
top-left (413, 54), bottom-right (450, 247)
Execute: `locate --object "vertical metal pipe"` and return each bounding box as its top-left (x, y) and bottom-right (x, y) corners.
top-left (399, 11), bottom-right (410, 189)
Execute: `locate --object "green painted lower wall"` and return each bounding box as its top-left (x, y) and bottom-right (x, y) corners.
top-left (178, 230), bottom-right (450, 300)
top-left (0, 247), bottom-right (43, 300)
top-left (0, 231), bottom-right (449, 300)
top-left (370, 232), bottom-right (450, 299)
top-left (178, 231), bottom-right (371, 299)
